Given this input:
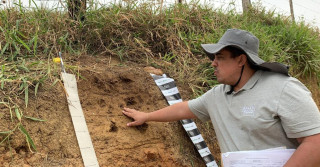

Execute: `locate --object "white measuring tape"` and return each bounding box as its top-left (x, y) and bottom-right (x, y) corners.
top-left (57, 52), bottom-right (99, 167)
top-left (151, 73), bottom-right (218, 167)
top-left (62, 73), bottom-right (99, 167)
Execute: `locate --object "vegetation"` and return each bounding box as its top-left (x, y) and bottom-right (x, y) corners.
top-left (0, 0), bottom-right (319, 161)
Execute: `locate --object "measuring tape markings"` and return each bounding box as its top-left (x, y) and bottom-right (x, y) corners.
top-left (151, 74), bottom-right (218, 167)
top-left (62, 73), bottom-right (100, 167)
top-left (168, 99), bottom-right (183, 105)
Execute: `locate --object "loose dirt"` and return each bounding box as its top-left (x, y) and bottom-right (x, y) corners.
top-left (0, 55), bottom-right (221, 167)
top-left (2, 55), bottom-right (318, 167)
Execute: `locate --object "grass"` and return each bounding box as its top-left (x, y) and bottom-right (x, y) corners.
top-left (0, 0), bottom-right (320, 163)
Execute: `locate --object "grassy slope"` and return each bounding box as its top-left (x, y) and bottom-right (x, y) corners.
top-left (0, 1), bottom-right (320, 161)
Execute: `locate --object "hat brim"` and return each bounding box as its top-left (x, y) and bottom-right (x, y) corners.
top-left (201, 43), bottom-right (225, 60)
top-left (201, 43), bottom-right (265, 65)
top-left (201, 43), bottom-right (289, 76)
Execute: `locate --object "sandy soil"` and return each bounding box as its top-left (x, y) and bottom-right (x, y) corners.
top-left (2, 55), bottom-right (318, 167)
top-left (0, 55), bottom-right (221, 167)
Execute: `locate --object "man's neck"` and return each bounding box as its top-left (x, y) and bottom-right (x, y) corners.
top-left (233, 67), bottom-right (256, 92)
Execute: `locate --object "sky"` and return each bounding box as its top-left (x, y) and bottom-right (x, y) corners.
top-left (254, 0), bottom-right (319, 29)
top-left (0, 0), bottom-right (319, 29)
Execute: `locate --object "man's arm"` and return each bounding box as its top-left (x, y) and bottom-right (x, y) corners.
top-left (122, 101), bottom-right (196, 126)
top-left (284, 133), bottom-right (320, 167)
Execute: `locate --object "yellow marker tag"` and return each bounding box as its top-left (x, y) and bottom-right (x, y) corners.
top-left (53, 57), bottom-right (61, 63)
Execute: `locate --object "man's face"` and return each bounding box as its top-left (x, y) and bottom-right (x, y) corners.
top-left (211, 49), bottom-right (242, 85)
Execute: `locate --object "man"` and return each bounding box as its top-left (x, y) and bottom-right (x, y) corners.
top-left (122, 29), bottom-right (320, 166)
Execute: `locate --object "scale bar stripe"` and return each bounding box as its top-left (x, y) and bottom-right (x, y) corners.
top-left (168, 99), bottom-right (183, 105)
top-left (180, 119), bottom-right (193, 124)
top-left (190, 134), bottom-right (205, 144)
top-left (194, 141), bottom-right (208, 150)
top-left (186, 128), bottom-right (201, 137)
top-left (152, 75), bottom-right (174, 86)
top-left (150, 73), bottom-right (167, 81)
top-left (158, 81), bottom-right (177, 90)
top-left (182, 122), bottom-right (197, 131)
top-left (161, 87), bottom-right (179, 96)
top-left (151, 73), bottom-right (218, 167)
top-left (198, 147), bottom-right (212, 157)
top-left (165, 93), bottom-right (181, 101)
top-left (206, 160), bottom-right (219, 167)
top-left (203, 154), bottom-right (216, 164)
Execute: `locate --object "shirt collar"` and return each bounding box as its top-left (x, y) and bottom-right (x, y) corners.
top-left (224, 70), bottom-right (262, 94)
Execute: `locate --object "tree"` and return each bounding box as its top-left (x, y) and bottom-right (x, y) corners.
top-left (289, 0), bottom-right (295, 22)
top-left (242, 0), bottom-right (251, 13)
top-left (68, 0), bottom-right (86, 21)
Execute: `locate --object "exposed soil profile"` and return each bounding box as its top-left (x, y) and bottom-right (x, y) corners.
top-left (0, 55), bottom-right (221, 167)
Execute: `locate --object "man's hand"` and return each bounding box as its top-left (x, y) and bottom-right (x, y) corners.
top-left (122, 102), bottom-right (196, 127)
top-left (122, 107), bottom-right (149, 127)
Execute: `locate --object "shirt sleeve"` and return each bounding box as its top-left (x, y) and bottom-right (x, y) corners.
top-left (278, 78), bottom-right (320, 138)
top-left (188, 88), bottom-right (216, 122)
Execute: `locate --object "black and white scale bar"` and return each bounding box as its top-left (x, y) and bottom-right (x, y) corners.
top-left (151, 74), bottom-right (218, 167)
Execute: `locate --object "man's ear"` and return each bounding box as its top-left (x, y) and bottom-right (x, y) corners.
top-left (238, 54), bottom-right (247, 66)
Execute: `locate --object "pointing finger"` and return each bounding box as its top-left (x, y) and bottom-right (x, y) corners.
top-left (124, 107), bottom-right (136, 112)
top-left (122, 110), bottom-right (132, 117)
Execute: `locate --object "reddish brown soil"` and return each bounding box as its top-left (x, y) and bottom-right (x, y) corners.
top-left (2, 55), bottom-right (318, 167)
top-left (0, 55), bottom-right (221, 167)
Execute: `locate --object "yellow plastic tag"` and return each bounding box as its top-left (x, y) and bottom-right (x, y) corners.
top-left (53, 57), bottom-right (61, 63)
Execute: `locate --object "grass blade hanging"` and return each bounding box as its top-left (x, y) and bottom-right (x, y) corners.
top-left (19, 124), bottom-right (37, 152)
